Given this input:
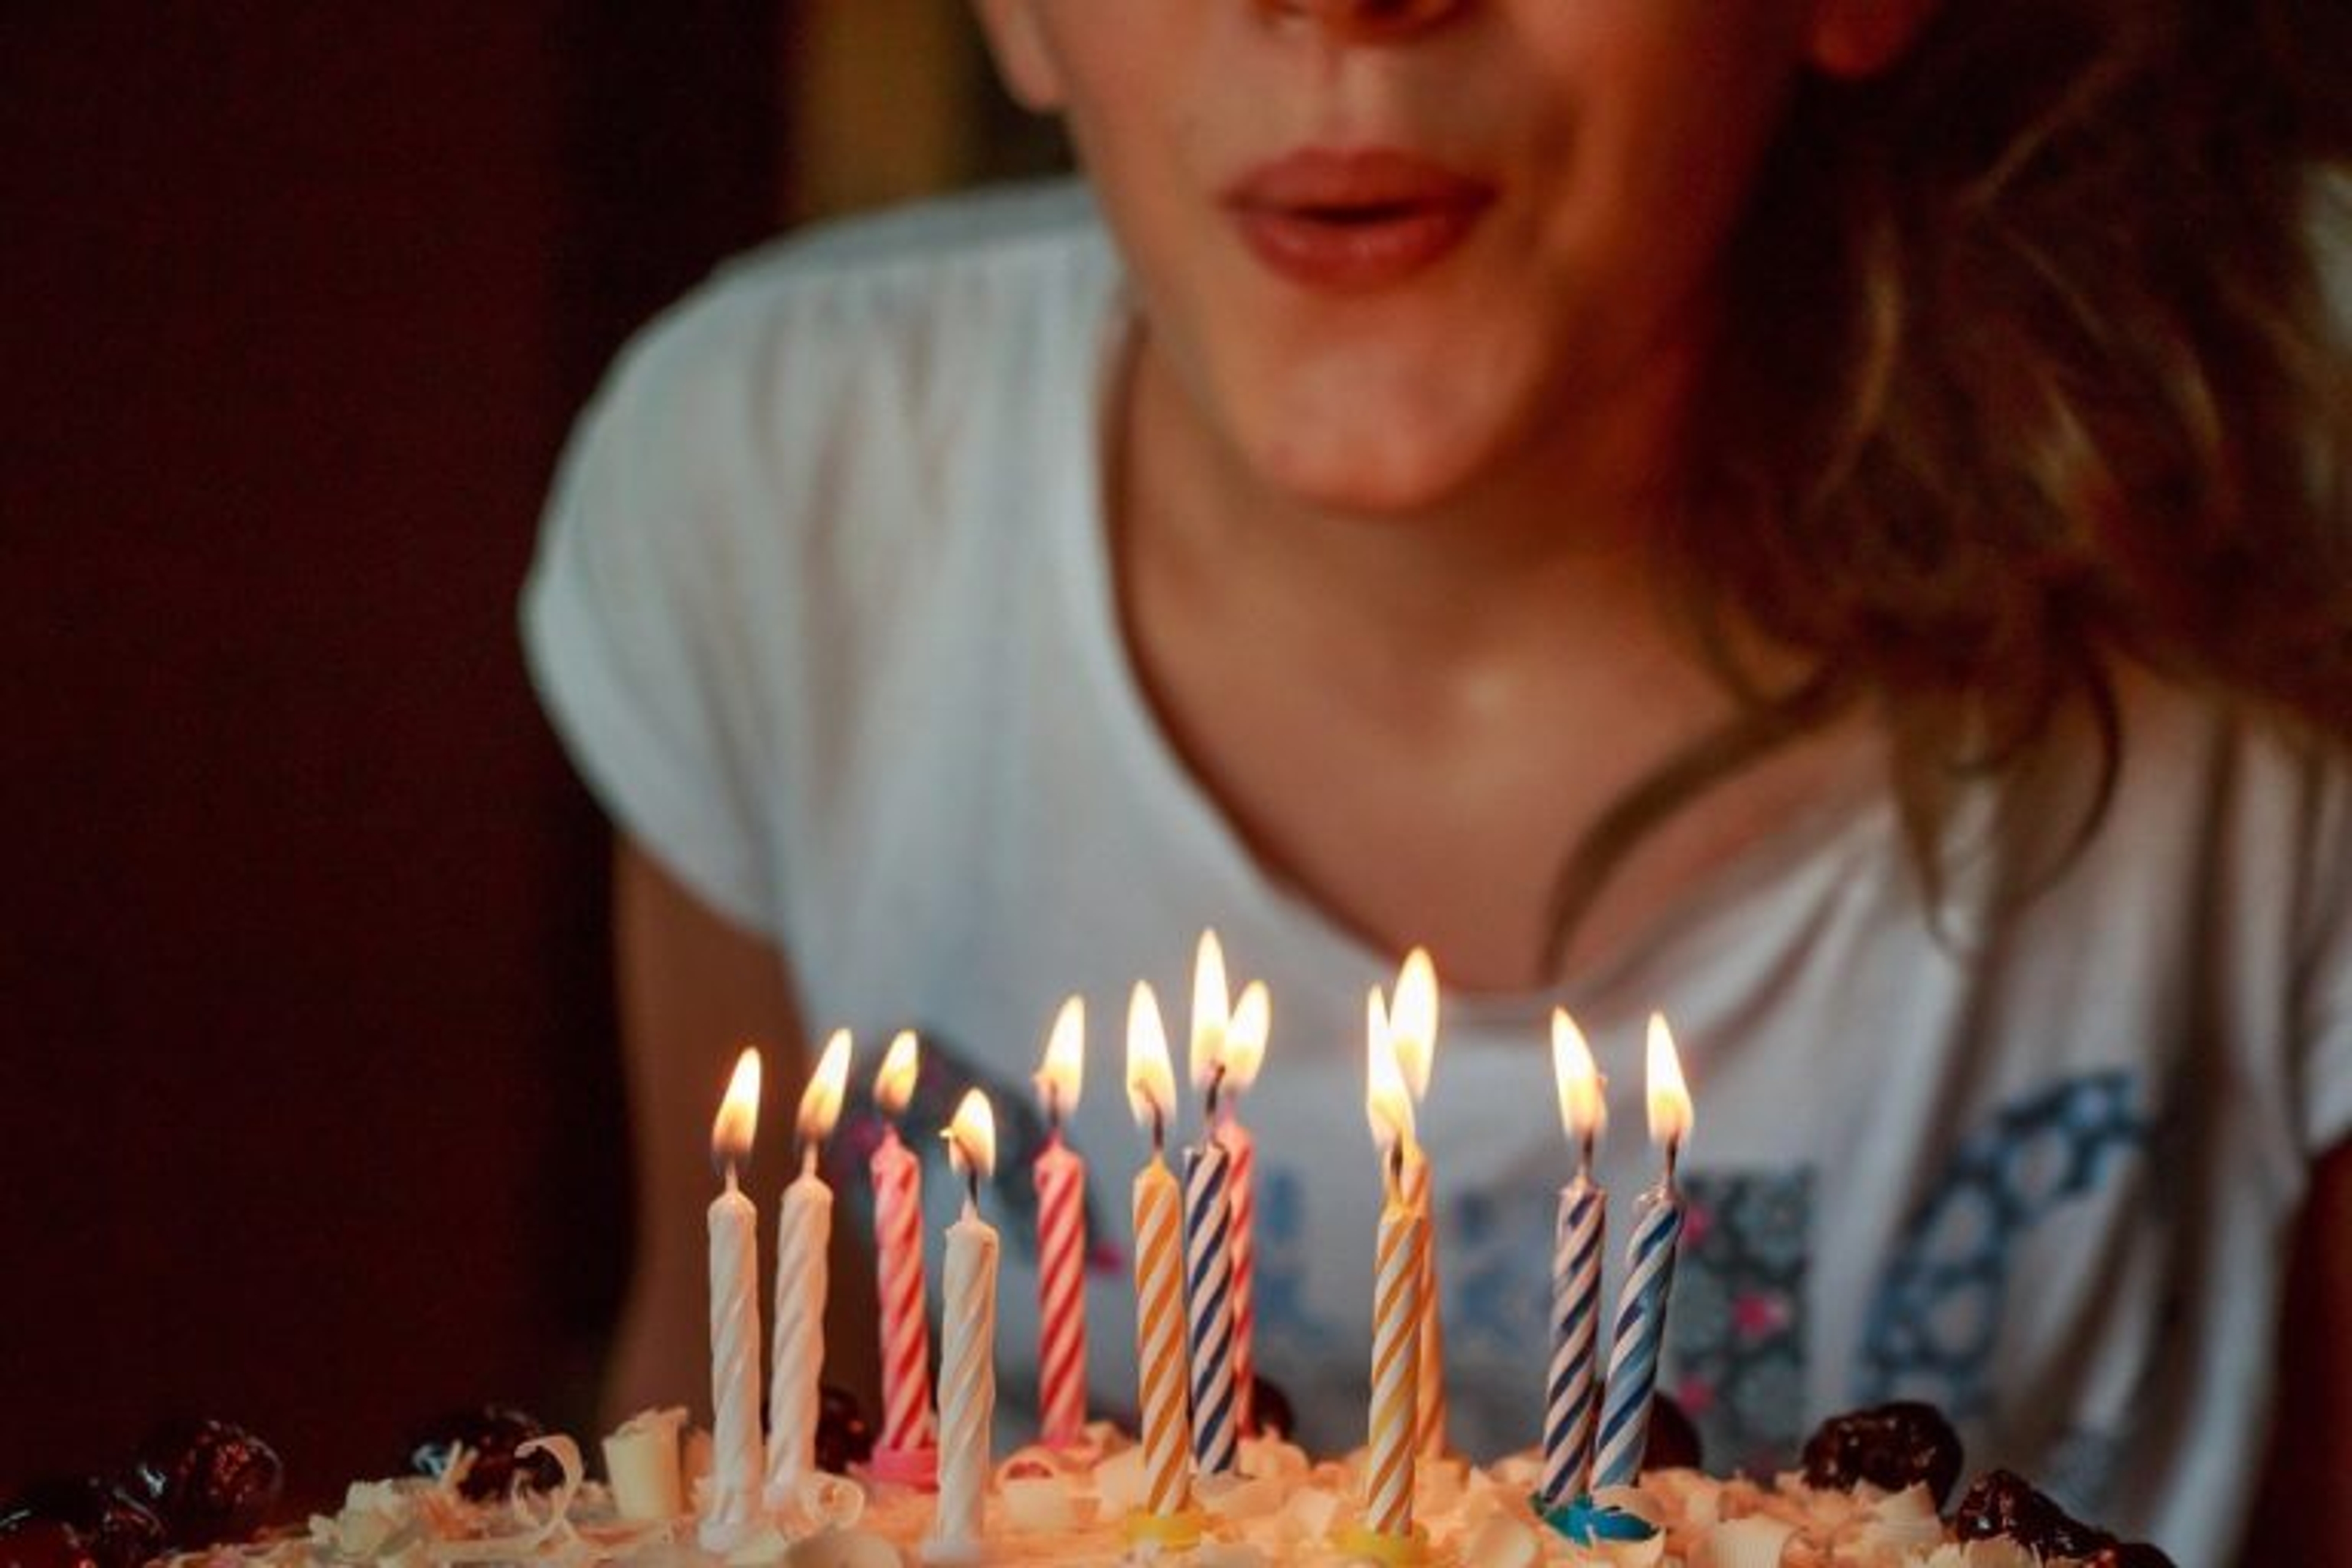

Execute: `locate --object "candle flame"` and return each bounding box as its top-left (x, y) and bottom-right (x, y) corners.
top-left (1646, 1012), bottom-right (1694, 1148)
top-left (797, 1028), bottom-right (853, 1143)
top-left (1364, 987), bottom-right (1415, 1154)
top-left (1389, 947), bottom-right (1439, 1102)
top-left (873, 1028), bottom-right (920, 1117)
top-left (1550, 1008), bottom-right (1606, 1143)
top-left (1126, 981), bottom-right (1177, 1130)
top-left (710, 1046), bottom-right (763, 1170)
top-left (1035, 993), bottom-right (1085, 1118)
top-left (1221, 981), bottom-right (1270, 1093)
top-left (946, 1087), bottom-right (998, 1180)
top-left (1188, 929), bottom-right (1230, 1091)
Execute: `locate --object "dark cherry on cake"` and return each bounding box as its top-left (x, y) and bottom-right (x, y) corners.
top-left (1640, 1392), bottom-right (1703, 1472)
top-left (406, 1404), bottom-right (562, 1501)
top-left (814, 1384), bottom-right (875, 1476)
top-left (1800, 1399), bottom-right (1964, 1507)
top-left (0, 1518), bottom-right (100, 1568)
top-left (1, 1477), bottom-right (165, 1568)
top-left (127, 1419), bottom-right (282, 1548)
top-left (1955, 1468), bottom-right (2178, 1566)
top-left (1249, 1374), bottom-right (1297, 1442)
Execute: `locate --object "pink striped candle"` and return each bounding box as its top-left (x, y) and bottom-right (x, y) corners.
top-left (1032, 996), bottom-right (1089, 1448)
top-left (1218, 981), bottom-right (1270, 1436)
top-left (869, 1031), bottom-right (937, 1482)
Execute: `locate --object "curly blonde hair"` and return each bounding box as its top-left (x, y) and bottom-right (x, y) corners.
top-left (1546, 0), bottom-right (2351, 966)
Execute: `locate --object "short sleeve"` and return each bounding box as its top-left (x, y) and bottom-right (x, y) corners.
top-left (2296, 747), bottom-right (2352, 1155)
top-left (519, 304), bottom-right (788, 936)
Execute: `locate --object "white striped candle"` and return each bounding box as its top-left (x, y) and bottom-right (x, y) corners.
top-left (930, 1091), bottom-right (999, 1556)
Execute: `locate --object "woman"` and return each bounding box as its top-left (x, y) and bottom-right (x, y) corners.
top-left (526, 2), bottom-right (2350, 1556)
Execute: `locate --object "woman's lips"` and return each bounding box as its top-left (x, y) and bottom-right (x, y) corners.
top-left (1224, 148), bottom-right (1494, 292)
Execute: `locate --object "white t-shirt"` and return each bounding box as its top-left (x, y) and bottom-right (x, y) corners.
top-left (523, 180), bottom-right (2352, 1561)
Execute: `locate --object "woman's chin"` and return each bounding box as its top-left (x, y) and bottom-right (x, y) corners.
top-left (1243, 424), bottom-right (1495, 519)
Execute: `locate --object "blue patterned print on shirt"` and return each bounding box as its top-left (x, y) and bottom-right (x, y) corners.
top-left (1670, 1169), bottom-right (1815, 1477)
top-left (1248, 1165), bottom-right (1341, 1361)
top-left (1856, 1069), bottom-right (2153, 1426)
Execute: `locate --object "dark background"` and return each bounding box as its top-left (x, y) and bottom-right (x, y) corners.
top-left (0, 3), bottom-right (1054, 1499)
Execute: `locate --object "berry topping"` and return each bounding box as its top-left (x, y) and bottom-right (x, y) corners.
top-left (1641, 1393), bottom-right (1703, 1472)
top-left (1250, 1375), bottom-right (1298, 1442)
top-left (0, 1519), bottom-right (100, 1568)
top-left (1800, 1400), bottom-right (1965, 1507)
top-left (405, 1406), bottom-right (560, 1502)
top-left (127, 1419), bottom-right (282, 1548)
top-left (2090, 1547), bottom-right (2178, 1568)
top-left (4, 1477), bottom-right (165, 1568)
top-left (815, 1384), bottom-right (875, 1476)
top-left (1954, 1469), bottom-right (2115, 1558)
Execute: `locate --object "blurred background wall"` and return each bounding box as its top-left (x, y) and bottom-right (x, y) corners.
top-left (1, 2), bottom-right (1061, 1498)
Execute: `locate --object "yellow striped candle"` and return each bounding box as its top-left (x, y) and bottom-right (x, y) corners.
top-left (1126, 982), bottom-right (1194, 1527)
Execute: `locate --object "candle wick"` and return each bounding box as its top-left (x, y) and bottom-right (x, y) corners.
top-left (1664, 1135), bottom-right (1682, 1194)
top-left (801, 1144), bottom-right (818, 1180)
top-left (963, 1162), bottom-right (981, 1216)
top-left (1579, 1130), bottom-right (1596, 1183)
top-left (723, 1161), bottom-right (741, 1196)
top-left (1205, 1061), bottom-right (1226, 1122)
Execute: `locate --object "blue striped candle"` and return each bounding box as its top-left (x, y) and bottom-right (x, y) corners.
top-left (1541, 1172), bottom-right (1606, 1505)
top-left (1589, 1183), bottom-right (1685, 1490)
top-left (1183, 1137), bottom-right (1239, 1474)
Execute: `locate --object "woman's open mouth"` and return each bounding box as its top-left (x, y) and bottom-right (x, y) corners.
top-left (1224, 147), bottom-right (1494, 292)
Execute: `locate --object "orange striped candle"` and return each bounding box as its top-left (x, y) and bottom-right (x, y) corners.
top-left (1126, 982), bottom-right (1195, 1530)
top-left (1388, 951), bottom-right (1449, 1460)
top-left (1362, 992), bottom-right (1425, 1540)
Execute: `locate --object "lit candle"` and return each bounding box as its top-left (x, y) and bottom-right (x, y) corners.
top-left (1591, 1014), bottom-right (1694, 1491)
top-left (1031, 995), bottom-right (1089, 1449)
top-left (764, 1028), bottom-right (851, 1512)
top-left (1359, 992), bottom-right (1427, 1543)
top-left (869, 1029), bottom-right (938, 1484)
top-left (1540, 1009), bottom-right (1607, 1508)
top-left (1183, 933), bottom-right (1240, 1476)
top-left (1219, 981), bottom-right (1270, 1436)
top-left (928, 1090), bottom-right (999, 1561)
top-left (1388, 949), bottom-right (1448, 1460)
top-left (1124, 982), bottom-right (1199, 1544)
top-left (702, 1047), bottom-right (766, 1550)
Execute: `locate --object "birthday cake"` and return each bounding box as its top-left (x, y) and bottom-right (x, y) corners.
top-left (0, 1395), bottom-right (2173, 1568)
top-left (0, 951), bottom-right (2176, 1568)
